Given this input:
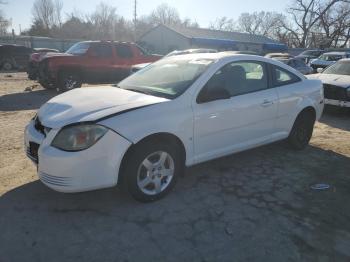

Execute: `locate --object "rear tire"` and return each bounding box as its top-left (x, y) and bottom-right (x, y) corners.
top-left (123, 140), bottom-right (183, 202)
top-left (58, 71), bottom-right (82, 92)
top-left (288, 111), bottom-right (315, 150)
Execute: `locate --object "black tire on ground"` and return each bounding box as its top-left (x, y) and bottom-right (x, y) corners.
top-left (58, 71), bottom-right (82, 92)
top-left (123, 140), bottom-right (183, 202)
top-left (2, 60), bottom-right (13, 71)
top-left (287, 110), bottom-right (315, 150)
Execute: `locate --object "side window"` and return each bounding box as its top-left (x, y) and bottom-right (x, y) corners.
top-left (91, 44), bottom-right (112, 58)
top-left (115, 45), bottom-right (133, 58)
top-left (273, 66), bottom-right (301, 86)
top-left (197, 61), bottom-right (268, 103)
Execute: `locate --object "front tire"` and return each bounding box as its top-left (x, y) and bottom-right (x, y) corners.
top-left (124, 141), bottom-right (182, 202)
top-left (288, 111), bottom-right (315, 150)
top-left (2, 60), bottom-right (13, 71)
top-left (58, 71), bottom-right (82, 92)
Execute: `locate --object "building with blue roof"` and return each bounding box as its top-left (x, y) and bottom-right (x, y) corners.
top-left (138, 24), bottom-right (287, 55)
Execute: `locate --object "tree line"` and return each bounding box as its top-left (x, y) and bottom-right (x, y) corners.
top-left (22, 1), bottom-right (199, 42)
top-left (2, 0), bottom-right (350, 48)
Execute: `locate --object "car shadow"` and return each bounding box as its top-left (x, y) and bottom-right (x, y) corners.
top-left (320, 109), bottom-right (350, 132)
top-left (1, 143), bottom-right (350, 260)
top-left (0, 89), bottom-right (56, 111)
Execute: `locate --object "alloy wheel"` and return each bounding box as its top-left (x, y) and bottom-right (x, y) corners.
top-left (136, 151), bottom-right (175, 196)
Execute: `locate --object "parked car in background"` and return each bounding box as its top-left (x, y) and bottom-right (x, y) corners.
top-left (296, 49), bottom-right (325, 64)
top-left (0, 44), bottom-right (33, 71)
top-left (25, 52), bottom-right (323, 202)
top-left (265, 53), bottom-right (293, 59)
top-left (308, 59), bottom-right (350, 108)
top-left (27, 48), bottom-right (59, 80)
top-left (37, 41), bottom-right (161, 92)
top-left (276, 57), bottom-right (313, 75)
top-left (309, 52), bottom-right (350, 72)
top-left (130, 48), bottom-right (217, 74)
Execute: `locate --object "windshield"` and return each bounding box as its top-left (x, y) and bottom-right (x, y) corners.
top-left (118, 57), bottom-right (214, 99)
top-left (323, 61), bottom-right (350, 75)
top-left (318, 54), bottom-right (343, 61)
top-left (66, 42), bottom-right (90, 55)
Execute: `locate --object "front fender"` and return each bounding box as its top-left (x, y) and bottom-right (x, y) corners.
top-left (99, 100), bottom-right (195, 166)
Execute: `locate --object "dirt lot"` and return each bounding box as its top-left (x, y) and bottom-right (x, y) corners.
top-left (1, 72), bottom-right (350, 262)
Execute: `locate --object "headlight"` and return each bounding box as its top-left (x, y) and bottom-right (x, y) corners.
top-left (52, 124), bottom-right (108, 152)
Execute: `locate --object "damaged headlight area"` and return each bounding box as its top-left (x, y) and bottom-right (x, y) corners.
top-left (52, 124), bottom-right (108, 152)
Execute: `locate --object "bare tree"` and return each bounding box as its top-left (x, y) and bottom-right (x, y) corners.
top-left (0, 0), bottom-right (9, 35)
top-left (149, 3), bottom-right (181, 26)
top-left (32, 0), bottom-right (62, 30)
top-left (87, 2), bottom-right (119, 40)
top-left (53, 0), bottom-right (63, 28)
top-left (209, 17), bottom-right (236, 31)
top-left (317, 2), bottom-right (350, 47)
top-left (282, 0), bottom-right (350, 47)
top-left (237, 12), bottom-right (285, 38)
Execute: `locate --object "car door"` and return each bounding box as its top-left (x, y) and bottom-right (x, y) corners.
top-left (192, 60), bottom-right (279, 163)
top-left (272, 65), bottom-right (304, 134)
top-left (85, 43), bottom-right (114, 83)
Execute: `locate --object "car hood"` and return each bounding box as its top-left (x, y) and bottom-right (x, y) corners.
top-left (37, 87), bottom-right (169, 129)
top-left (307, 73), bottom-right (350, 88)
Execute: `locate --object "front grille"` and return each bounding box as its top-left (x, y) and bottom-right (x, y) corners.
top-left (27, 142), bottom-right (39, 163)
top-left (40, 172), bottom-right (72, 187)
top-left (323, 84), bottom-right (350, 101)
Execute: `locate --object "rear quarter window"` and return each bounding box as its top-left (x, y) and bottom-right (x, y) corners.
top-left (273, 65), bottom-right (301, 87)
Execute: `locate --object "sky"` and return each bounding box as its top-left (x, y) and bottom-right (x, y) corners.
top-left (2, 0), bottom-right (290, 34)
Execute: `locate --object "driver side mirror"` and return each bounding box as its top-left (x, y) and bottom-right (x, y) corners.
top-left (317, 68), bottom-right (324, 73)
top-left (197, 86), bottom-right (231, 104)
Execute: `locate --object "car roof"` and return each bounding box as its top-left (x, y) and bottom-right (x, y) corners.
top-left (155, 52), bottom-right (306, 79)
top-left (164, 51), bottom-right (294, 65)
top-left (323, 51), bottom-right (349, 55)
top-left (302, 49), bottom-right (323, 52)
top-left (79, 40), bottom-right (136, 45)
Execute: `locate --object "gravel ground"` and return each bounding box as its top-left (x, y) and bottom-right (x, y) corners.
top-left (0, 72), bottom-right (350, 262)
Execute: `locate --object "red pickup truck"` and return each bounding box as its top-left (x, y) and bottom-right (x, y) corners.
top-left (37, 41), bottom-right (161, 91)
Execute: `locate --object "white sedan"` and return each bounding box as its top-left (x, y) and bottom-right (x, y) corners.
top-left (25, 53), bottom-right (324, 202)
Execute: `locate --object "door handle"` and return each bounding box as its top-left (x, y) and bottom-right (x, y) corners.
top-left (261, 100), bottom-right (273, 107)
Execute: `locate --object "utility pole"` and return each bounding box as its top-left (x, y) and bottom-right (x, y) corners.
top-left (133, 0), bottom-right (137, 25)
top-left (133, 0), bottom-right (137, 41)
